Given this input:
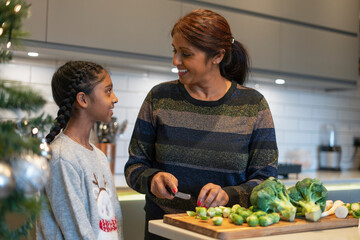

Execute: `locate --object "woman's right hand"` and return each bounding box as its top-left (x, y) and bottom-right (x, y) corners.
top-left (150, 172), bottom-right (178, 199)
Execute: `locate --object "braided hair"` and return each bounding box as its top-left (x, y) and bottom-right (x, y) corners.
top-left (45, 61), bottom-right (105, 143)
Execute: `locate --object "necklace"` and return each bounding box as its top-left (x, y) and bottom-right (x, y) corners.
top-left (64, 130), bottom-right (93, 151)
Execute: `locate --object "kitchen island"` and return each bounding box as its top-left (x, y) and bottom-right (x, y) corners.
top-left (116, 170), bottom-right (360, 240)
top-left (149, 220), bottom-right (359, 240)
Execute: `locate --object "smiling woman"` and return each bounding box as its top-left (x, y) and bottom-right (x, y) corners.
top-left (124, 9), bottom-right (278, 240)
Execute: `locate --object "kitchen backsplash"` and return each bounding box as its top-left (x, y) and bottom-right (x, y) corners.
top-left (1, 58), bottom-right (359, 173)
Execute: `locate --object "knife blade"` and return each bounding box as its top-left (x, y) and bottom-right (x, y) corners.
top-left (166, 185), bottom-right (191, 200)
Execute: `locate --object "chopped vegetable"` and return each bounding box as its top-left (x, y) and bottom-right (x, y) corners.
top-left (288, 178), bottom-right (328, 222)
top-left (222, 207), bottom-right (231, 218)
top-left (246, 215), bottom-right (259, 227)
top-left (253, 210), bottom-right (267, 218)
top-left (351, 202), bottom-right (360, 212)
top-left (353, 209), bottom-right (360, 218)
top-left (335, 205), bottom-right (348, 218)
top-left (196, 207), bottom-right (207, 218)
top-left (237, 209), bottom-right (252, 222)
top-left (186, 211), bottom-right (195, 217)
top-left (200, 215), bottom-right (210, 220)
top-left (231, 204), bottom-right (241, 213)
top-left (212, 216), bottom-right (223, 226)
top-left (325, 200), bottom-right (334, 211)
top-left (207, 207), bottom-right (216, 218)
top-left (268, 212), bottom-right (280, 223)
top-left (232, 214), bottom-right (244, 225)
top-left (250, 177), bottom-right (297, 221)
top-left (321, 200), bottom-right (344, 217)
top-left (214, 207), bottom-right (223, 216)
top-left (259, 215), bottom-right (273, 226)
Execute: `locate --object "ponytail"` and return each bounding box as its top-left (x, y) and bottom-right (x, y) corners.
top-left (220, 40), bottom-right (250, 85)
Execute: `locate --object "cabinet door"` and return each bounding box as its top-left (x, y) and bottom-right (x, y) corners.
top-left (194, 0), bottom-right (358, 33)
top-left (23, 0), bottom-right (47, 41)
top-left (47, 0), bottom-right (182, 57)
top-left (279, 23), bottom-right (358, 81)
top-left (182, 3), bottom-right (281, 71)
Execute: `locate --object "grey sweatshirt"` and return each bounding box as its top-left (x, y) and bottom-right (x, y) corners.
top-left (37, 133), bottom-right (123, 240)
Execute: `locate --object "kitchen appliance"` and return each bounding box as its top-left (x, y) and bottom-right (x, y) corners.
top-left (278, 163), bottom-right (301, 179)
top-left (318, 124), bottom-right (341, 171)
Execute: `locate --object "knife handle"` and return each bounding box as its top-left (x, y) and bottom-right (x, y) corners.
top-left (165, 185), bottom-right (175, 196)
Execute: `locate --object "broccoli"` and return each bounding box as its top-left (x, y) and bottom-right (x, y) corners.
top-left (250, 177), bottom-right (297, 221)
top-left (288, 178), bottom-right (328, 222)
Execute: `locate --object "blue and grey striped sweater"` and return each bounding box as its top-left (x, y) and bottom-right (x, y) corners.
top-left (124, 80), bottom-right (278, 213)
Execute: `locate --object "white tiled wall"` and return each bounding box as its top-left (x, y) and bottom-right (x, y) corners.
top-left (1, 59), bottom-right (360, 173)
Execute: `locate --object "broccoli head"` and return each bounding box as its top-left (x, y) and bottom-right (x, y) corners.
top-left (288, 178), bottom-right (328, 222)
top-left (250, 177), bottom-right (297, 221)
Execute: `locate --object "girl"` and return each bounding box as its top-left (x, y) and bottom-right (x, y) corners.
top-left (125, 9), bottom-right (278, 239)
top-left (37, 61), bottom-right (123, 240)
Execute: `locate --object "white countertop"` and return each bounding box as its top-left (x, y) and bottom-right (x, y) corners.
top-left (149, 220), bottom-right (360, 240)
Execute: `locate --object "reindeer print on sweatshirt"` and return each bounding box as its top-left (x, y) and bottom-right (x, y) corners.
top-left (92, 173), bottom-right (118, 240)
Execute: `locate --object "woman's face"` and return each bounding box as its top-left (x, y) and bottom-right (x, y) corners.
top-left (172, 33), bottom-right (216, 86)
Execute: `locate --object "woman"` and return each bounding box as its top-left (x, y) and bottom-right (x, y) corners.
top-left (124, 9), bottom-right (278, 239)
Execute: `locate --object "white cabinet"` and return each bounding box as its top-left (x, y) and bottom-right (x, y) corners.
top-left (279, 23), bottom-right (358, 82)
top-left (46, 0), bottom-right (182, 57)
top-left (22, 0), bottom-right (47, 41)
top-left (21, 0), bottom-right (358, 89)
top-left (195, 0), bottom-right (358, 33)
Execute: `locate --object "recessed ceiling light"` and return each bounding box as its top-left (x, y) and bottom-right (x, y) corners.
top-left (28, 52), bottom-right (39, 57)
top-left (171, 68), bottom-right (178, 73)
top-left (275, 79), bottom-right (285, 85)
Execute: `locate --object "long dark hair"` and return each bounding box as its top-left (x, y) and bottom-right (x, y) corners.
top-left (45, 61), bottom-right (105, 143)
top-left (171, 9), bottom-right (250, 85)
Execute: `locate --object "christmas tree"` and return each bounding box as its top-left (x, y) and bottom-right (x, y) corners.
top-left (0, 1), bottom-right (52, 239)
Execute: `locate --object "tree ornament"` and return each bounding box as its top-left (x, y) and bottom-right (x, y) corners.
top-left (11, 153), bottom-right (50, 195)
top-left (0, 162), bottom-right (15, 198)
top-left (40, 138), bottom-right (52, 161)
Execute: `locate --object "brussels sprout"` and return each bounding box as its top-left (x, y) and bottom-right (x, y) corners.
top-left (207, 207), bottom-right (216, 218)
top-left (186, 211), bottom-right (196, 217)
top-left (237, 209), bottom-right (252, 222)
top-left (254, 211), bottom-right (267, 217)
top-left (196, 207), bottom-right (207, 218)
top-left (259, 216), bottom-right (273, 227)
top-left (246, 214), bottom-right (259, 227)
top-left (232, 214), bottom-right (244, 225)
top-left (214, 207), bottom-right (223, 216)
top-left (212, 216), bottom-right (223, 226)
top-left (268, 212), bottom-right (280, 223)
top-left (200, 215), bottom-right (210, 220)
top-left (222, 207), bottom-right (231, 218)
top-left (231, 204), bottom-right (241, 213)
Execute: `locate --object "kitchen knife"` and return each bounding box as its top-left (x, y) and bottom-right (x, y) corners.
top-left (166, 185), bottom-right (191, 200)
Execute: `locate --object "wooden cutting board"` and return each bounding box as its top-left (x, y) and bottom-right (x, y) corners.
top-left (163, 213), bottom-right (358, 239)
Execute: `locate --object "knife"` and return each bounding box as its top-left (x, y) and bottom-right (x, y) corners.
top-left (166, 185), bottom-right (191, 200)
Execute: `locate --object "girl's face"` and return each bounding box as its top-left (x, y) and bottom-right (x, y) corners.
top-left (172, 33), bottom-right (218, 86)
top-left (87, 71), bottom-right (118, 124)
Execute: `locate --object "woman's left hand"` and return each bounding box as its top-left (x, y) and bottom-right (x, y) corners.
top-left (197, 183), bottom-right (229, 208)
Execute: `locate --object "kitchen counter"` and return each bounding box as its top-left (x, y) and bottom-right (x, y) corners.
top-left (114, 171), bottom-right (360, 201)
top-left (116, 171), bottom-right (360, 240)
top-left (149, 220), bottom-right (360, 240)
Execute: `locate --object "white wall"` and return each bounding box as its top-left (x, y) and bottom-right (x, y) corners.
top-left (1, 58), bottom-right (359, 173)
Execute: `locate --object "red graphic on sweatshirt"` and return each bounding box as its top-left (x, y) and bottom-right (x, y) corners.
top-left (99, 217), bottom-right (117, 232)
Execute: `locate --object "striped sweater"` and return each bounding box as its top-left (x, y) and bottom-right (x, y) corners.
top-left (124, 80), bottom-right (278, 213)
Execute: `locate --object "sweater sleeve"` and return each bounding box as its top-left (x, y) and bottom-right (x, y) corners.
top-left (124, 91), bottom-right (162, 195)
top-left (46, 158), bottom-right (97, 239)
top-left (223, 96), bottom-right (278, 207)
